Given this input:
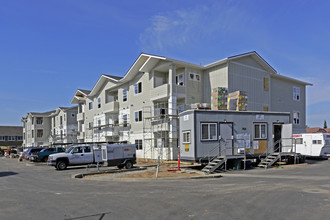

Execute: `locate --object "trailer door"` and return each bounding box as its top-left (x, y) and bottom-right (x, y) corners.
top-left (281, 124), bottom-right (292, 152)
top-left (304, 135), bottom-right (313, 155)
top-left (220, 123), bottom-right (233, 155)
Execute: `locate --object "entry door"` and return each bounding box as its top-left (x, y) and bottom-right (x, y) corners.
top-left (220, 123), bottom-right (233, 155)
top-left (281, 124), bottom-right (292, 152)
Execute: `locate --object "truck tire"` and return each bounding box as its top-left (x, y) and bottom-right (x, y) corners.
top-left (56, 160), bottom-right (67, 170)
top-left (125, 161), bottom-right (133, 169)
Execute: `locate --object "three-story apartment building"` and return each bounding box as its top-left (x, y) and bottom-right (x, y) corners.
top-left (21, 111), bottom-right (55, 148)
top-left (49, 106), bottom-right (78, 144)
top-left (71, 51), bottom-right (311, 160)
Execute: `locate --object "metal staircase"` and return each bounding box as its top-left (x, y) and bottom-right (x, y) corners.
top-left (201, 156), bottom-right (226, 174)
top-left (258, 152), bottom-right (280, 168)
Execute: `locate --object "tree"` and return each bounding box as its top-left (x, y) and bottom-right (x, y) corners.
top-left (324, 120), bottom-right (327, 129)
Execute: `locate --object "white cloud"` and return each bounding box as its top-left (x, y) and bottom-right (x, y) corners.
top-left (139, 2), bottom-right (248, 53)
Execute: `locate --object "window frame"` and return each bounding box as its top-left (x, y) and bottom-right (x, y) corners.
top-left (89, 102), bottom-right (93, 110)
top-left (254, 123), bottom-right (267, 140)
top-left (135, 110), bottom-right (143, 122)
top-left (182, 130), bottom-right (191, 144)
top-left (293, 111), bottom-right (300, 125)
top-left (135, 139), bottom-right (143, 150)
top-left (293, 87), bottom-right (300, 101)
top-left (134, 82), bottom-right (142, 95)
top-left (200, 122), bottom-right (218, 141)
top-left (98, 97), bottom-right (101, 108)
top-left (176, 74), bottom-right (184, 86)
top-left (123, 88), bottom-right (128, 102)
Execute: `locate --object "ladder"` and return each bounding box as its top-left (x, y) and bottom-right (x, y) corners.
top-left (258, 152), bottom-right (280, 168)
top-left (202, 156), bottom-right (226, 174)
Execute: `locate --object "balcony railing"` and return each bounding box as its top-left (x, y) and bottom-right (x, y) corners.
top-left (77, 112), bottom-right (84, 121)
top-left (104, 101), bottom-right (119, 113)
top-left (151, 84), bottom-right (169, 101)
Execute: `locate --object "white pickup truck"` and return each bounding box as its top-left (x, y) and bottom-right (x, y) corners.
top-left (47, 145), bottom-right (103, 170)
top-left (47, 144), bottom-right (136, 170)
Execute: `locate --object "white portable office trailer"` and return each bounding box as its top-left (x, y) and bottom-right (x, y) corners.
top-left (179, 109), bottom-right (292, 162)
top-left (292, 133), bottom-right (330, 158)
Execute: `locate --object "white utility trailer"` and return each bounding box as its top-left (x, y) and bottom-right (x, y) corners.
top-left (293, 133), bottom-right (330, 158)
top-left (101, 144), bottom-right (136, 169)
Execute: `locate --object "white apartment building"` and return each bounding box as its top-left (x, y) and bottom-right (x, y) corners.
top-left (21, 111), bottom-right (55, 148)
top-left (71, 51), bottom-right (311, 160)
top-left (22, 107), bottom-right (78, 148)
top-left (49, 106), bottom-right (78, 145)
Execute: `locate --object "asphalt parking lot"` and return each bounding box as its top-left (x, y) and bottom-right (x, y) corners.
top-left (0, 157), bottom-right (329, 220)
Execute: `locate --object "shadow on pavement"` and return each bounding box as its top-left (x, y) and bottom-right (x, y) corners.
top-left (0, 171), bottom-right (18, 177)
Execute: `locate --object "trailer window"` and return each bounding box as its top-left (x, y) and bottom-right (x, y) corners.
top-left (183, 131), bottom-right (191, 143)
top-left (312, 140), bottom-right (322, 144)
top-left (295, 138), bottom-right (303, 144)
top-left (201, 123), bottom-right (217, 141)
top-left (254, 123), bottom-right (267, 139)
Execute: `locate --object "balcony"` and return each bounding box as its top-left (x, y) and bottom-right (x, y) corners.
top-left (104, 101), bottom-right (119, 113)
top-left (77, 112), bottom-right (84, 121)
top-left (151, 84), bottom-right (169, 101)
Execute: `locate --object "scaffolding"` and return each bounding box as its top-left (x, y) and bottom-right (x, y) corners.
top-left (143, 102), bottom-right (179, 161)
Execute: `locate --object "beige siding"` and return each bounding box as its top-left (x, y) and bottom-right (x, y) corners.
top-left (228, 61), bottom-right (270, 111)
top-left (203, 63), bottom-right (228, 102)
top-left (271, 77), bottom-right (306, 133)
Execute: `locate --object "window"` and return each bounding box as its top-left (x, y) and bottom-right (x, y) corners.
top-left (72, 113), bottom-right (75, 117)
top-left (135, 139), bottom-right (143, 150)
top-left (134, 82), bottom-right (142, 94)
top-left (89, 102), bottom-right (93, 110)
top-left (98, 119), bottom-right (101, 127)
top-left (263, 77), bottom-right (269, 91)
top-left (295, 138), bottom-right (303, 144)
top-left (293, 87), bottom-right (300, 101)
top-left (36, 117), bottom-right (43, 124)
top-left (37, 129), bottom-right (43, 138)
top-left (195, 74), bottom-right (200, 81)
top-left (60, 116), bottom-right (63, 125)
top-left (178, 105), bottom-right (184, 113)
top-left (293, 111), bottom-right (300, 125)
top-left (189, 73), bottom-right (194, 80)
top-left (201, 123), bottom-right (217, 141)
top-left (183, 130), bottom-right (191, 143)
top-left (32, 130), bottom-right (34, 138)
top-left (176, 74), bottom-right (184, 86)
top-left (89, 122), bottom-right (94, 129)
top-left (312, 140), bottom-right (322, 144)
top-left (73, 147), bottom-right (83, 153)
top-left (123, 114), bottom-right (128, 127)
top-left (135, 110), bottom-right (142, 122)
top-left (84, 146), bottom-right (91, 153)
top-left (98, 98), bottom-right (101, 108)
top-left (254, 123), bottom-right (267, 139)
top-left (123, 89), bottom-right (127, 102)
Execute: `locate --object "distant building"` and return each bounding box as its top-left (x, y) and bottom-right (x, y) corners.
top-left (0, 126), bottom-right (23, 147)
top-left (21, 107), bottom-right (78, 148)
top-left (306, 127), bottom-right (330, 133)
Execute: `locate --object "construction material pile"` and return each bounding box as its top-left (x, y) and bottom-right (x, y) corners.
top-left (211, 87), bottom-right (228, 110)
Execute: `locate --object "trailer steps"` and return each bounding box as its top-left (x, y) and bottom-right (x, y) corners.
top-left (258, 153), bottom-right (280, 168)
top-left (202, 156), bottom-right (226, 174)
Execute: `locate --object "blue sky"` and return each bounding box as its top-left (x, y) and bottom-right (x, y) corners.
top-left (0, 0), bottom-right (329, 127)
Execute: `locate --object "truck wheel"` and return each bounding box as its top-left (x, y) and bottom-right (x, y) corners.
top-left (56, 161), bottom-right (67, 170)
top-left (43, 156), bottom-right (48, 162)
top-left (125, 161), bottom-right (133, 169)
top-left (117, 165), bottom-right (124, 169)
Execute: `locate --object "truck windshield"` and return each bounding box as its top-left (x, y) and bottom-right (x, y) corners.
top-left (65, 147), bottom-right (74, 153)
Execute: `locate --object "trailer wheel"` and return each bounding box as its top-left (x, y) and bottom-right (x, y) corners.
top-left (56, 160), bottom-right (67, 170)
top-left (125, 161), bottom-right (133, 169)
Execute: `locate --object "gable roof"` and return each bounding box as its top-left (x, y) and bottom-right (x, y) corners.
top-left (71, 89), bottom-right (91, 104)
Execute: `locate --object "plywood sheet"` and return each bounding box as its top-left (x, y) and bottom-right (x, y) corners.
top-left (253, 140), bottom-right (267, 154)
